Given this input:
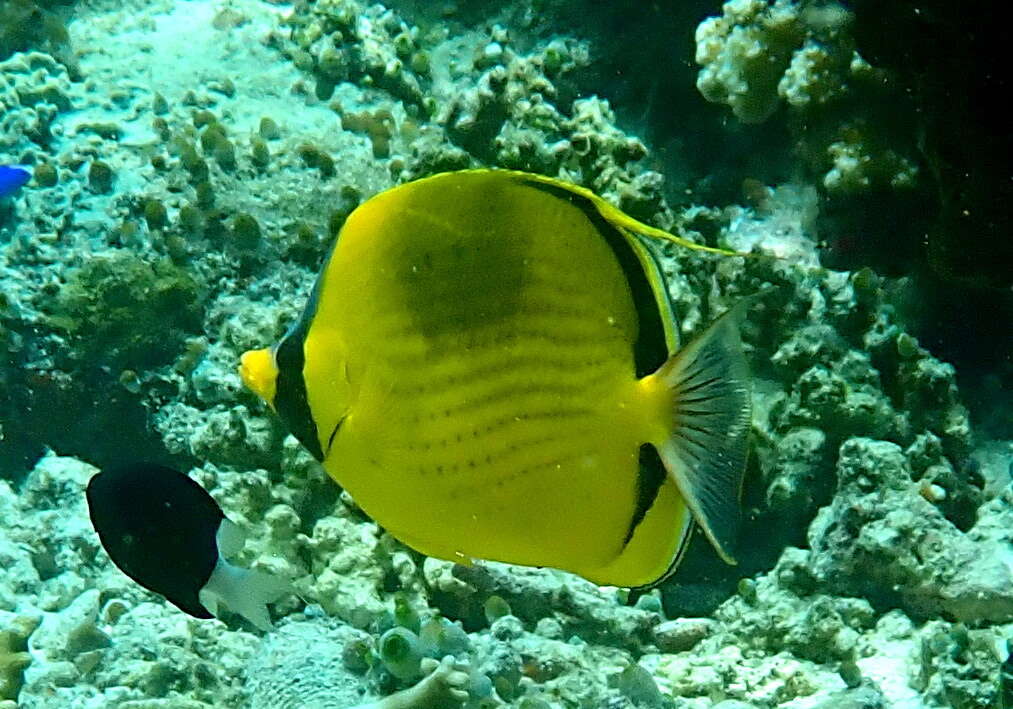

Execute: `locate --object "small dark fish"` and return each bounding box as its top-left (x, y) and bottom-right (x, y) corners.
top-left (0, 165), bottom-right (31, 199)
top-left (86, 462), bottom-right (289, 630)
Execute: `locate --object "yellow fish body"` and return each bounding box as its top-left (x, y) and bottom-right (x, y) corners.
top-left (240, 169), bottom-right (751, 587)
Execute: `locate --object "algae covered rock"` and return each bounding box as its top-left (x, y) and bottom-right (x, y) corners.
top-left (0, 2), bottom-right (78, 78)
top-left (913, 620), bottom-right (1005, 709)
top-left (0, 252), bottom-right (206, 472)
top-left (424, 558), bottom-right (660, 653)
top-left (47, 252), bottom-right (204, 370)
top-left (0, 614), bottom-right (38, 701)
top-left (808, 438), bottom-right (1013, 623)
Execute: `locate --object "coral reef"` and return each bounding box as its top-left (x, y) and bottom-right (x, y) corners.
top-left (846, 0), bottom-right (1013, 289)
top-left (0, 0), bottom-right (78, 78)
top-left (694, 0), bottom-right (917, 196)
top-left (0, 0), bottom-right (1010, 707)
top-left (248, 619), bottom-right (472, 708)
top-left (691, 0), bottom-right (1013, 408)
top-left (246, 619), bottom-right (380, 708)
top-left (424, 559), bottom-right (660, 653)
top-left (808, 438), bottom-right (1012, 623)
top-left (0, 51), bottom-right (73, 155)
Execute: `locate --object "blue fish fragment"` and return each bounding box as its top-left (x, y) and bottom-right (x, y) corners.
top-left (0, 165), bottom-right (31, 198)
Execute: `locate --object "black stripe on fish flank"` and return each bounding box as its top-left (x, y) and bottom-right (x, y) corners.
top-left (623, 443), bottom-right (668, 547)
top-left (519, 179), bottom-right (668, 377)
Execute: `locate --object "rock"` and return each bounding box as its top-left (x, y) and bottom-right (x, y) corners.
top-left (808, 438), bottom-right (1013, 622)
top-left (809, 685), bottom-right (885, 709)
top-left (653, 618), bottom-right (715, 653)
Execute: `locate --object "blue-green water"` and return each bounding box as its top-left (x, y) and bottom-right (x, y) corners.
top-left (1, 0), bottom-right (1010, 707)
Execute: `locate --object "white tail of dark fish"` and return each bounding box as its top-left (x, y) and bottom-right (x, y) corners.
top-left (199, 558), bottom-right (292, 631)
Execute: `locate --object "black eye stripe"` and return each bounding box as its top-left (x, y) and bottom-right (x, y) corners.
top-left (273, 329), bottom-right (323, 461)
top-left (272, 242), bottom-right (336, 462)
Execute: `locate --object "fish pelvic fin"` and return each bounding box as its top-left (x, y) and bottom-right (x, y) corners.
top-left (645, 298), bottom-right (753, 565)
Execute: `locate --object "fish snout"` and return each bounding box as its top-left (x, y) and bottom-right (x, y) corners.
top-left (239, 348), bottom-right (278, 406)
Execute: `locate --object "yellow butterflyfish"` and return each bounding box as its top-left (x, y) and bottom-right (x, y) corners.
top-left (240, 169), bottom-right (752, 588)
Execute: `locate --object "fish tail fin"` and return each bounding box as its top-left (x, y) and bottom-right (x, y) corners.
top-left (200, 559), bottom-right (291, 631)
top-left (650, 299), bottom-right (752, 564)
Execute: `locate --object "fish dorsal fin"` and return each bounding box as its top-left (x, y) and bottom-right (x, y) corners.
top-left (515, 175), bottom-right (671, 376)
top-left (496, 170), bottom-right (747, 257)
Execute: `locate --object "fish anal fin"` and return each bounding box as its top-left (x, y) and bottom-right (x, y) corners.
top-left (589, 473), bottom-right (693, 588)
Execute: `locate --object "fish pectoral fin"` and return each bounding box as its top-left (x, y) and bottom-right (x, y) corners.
top-left (652, 299), bottom-right (752, 564)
